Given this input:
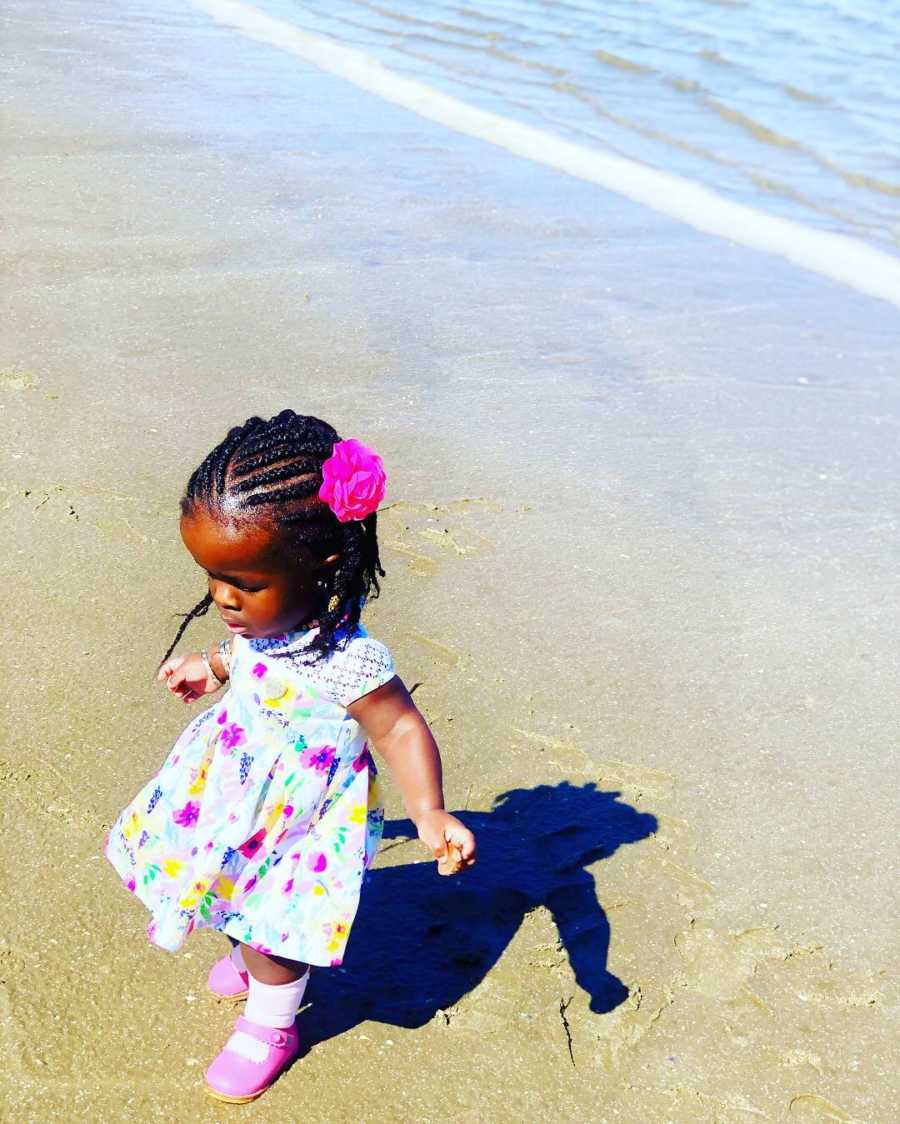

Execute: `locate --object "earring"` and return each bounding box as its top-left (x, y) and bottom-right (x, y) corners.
top-left (326, 569), bottom-right (342, 615)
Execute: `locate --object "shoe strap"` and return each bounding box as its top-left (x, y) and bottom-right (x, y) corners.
top-left (235, 1016), bottom-right (295, 1047)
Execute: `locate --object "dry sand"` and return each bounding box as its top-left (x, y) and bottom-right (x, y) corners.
top-left (2, 2), bottom-right (898, 1121)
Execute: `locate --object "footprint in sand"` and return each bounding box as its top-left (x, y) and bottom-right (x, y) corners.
top-left (788, 1092), bottom-right (854, 1121)
top-left (0, 368), bottom-right (39, 391)
top-left (379, 497), bottom-right (500, 578)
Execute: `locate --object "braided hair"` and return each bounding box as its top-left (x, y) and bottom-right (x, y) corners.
top-left (161, 410), bottom-right (384, 665)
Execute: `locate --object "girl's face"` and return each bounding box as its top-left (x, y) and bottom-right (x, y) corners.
top-left (180, 506), bottom-right (336, 639)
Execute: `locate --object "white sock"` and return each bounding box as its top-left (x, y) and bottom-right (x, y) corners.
top-left (230, 943), bottom-right (247, 974)
top-left (244, 971), bottom-right (310, 1029)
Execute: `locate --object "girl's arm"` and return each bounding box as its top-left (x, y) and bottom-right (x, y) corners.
top-left (158, 640), bottom-right (232, 703)
top-left (347, 677), bottom-right (476, 873)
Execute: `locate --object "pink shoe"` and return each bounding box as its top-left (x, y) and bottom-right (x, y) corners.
top-left (205, 1016), bottom-right (300, 1103)
top-left (207, 952), bottom-right (250, 1000)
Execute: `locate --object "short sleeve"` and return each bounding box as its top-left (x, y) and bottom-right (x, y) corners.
top-left (316, 635), bottom-right (396, 708)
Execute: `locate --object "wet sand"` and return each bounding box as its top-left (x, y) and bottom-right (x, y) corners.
top-left (2, 1), bottom-right (898, 1121)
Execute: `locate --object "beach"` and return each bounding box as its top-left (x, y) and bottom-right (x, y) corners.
top-left (2, 1), bottom-right (899, 1120)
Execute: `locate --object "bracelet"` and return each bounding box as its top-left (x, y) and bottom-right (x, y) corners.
top-left (217, 638), bottom-right (232, 677)
top-left (201, 647), bottom-right (226, 687)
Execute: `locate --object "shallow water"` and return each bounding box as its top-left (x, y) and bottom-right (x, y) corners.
top-left (258, 0), bottom-right (900, 251)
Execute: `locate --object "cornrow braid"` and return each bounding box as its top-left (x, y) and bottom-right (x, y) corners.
top-left (164, 410), bottom-right (384, 664)
top-left (159, 593), bottom-right (213, 668)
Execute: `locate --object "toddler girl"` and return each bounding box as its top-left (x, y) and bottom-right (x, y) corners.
top-left (105, 410), bottom-right (476, 1103)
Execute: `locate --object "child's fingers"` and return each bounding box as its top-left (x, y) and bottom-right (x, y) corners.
top-left (419, 819), bottom-right (476, 873)
top-left (436, 848), bottom-right (460, 876)
top-left (170, 676), bottom-right (200, 703)
top-left (157, 656), bottom-right (184, 682)
top-left (436, 832), bottom-right (475, 876)
top-left (446, 825), bottom-right (476, 862)
top-left (166, 666), bottom-right (191, 693)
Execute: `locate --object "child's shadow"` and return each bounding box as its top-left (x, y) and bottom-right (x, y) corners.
top-left (301, 782), bottom-right (657, 1044)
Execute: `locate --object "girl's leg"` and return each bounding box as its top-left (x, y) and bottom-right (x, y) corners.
top-left (206, 947), bottom-right (309, 1102)
top-left (240, 943), bottom-right (308, 985)
top-left (239, 944), bottom-right (310, 1029)
top-left (206, 940), bottom-right (250, 998)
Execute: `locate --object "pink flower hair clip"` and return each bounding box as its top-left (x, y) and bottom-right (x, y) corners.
top-left (318, 438), bottom-right (387, 523)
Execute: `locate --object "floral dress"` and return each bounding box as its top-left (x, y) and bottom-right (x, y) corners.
top-left (105, 625), bottom-right (395, 966)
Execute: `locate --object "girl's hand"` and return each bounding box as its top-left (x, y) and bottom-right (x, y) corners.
top-left (347, 678), bottom-right (475, 875)
top-left (414, 809), bottom-right (476, 876)
top-left (157, 652), bottom-right (223, 704)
